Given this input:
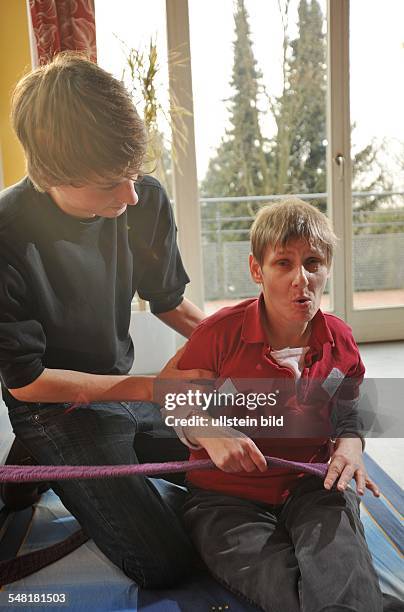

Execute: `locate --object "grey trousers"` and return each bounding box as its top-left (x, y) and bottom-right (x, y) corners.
top-left (183, 476), bottom-right (385, 612)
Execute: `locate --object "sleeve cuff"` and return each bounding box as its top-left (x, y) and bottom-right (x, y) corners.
top-left (160, 404), bottom-right (203, 450)
top-left (2, 363), bottom-right (45, 391)
top-left (149, 292), bottom-right (184, 315)
top-left (332, 433), bottom-right (365, 451)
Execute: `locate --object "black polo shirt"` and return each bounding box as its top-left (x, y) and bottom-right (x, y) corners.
top-left (0, 175), bottom-right (189, 407)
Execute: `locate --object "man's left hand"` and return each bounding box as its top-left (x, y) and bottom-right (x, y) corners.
top-left (324, 437), bottom-right (380, 497)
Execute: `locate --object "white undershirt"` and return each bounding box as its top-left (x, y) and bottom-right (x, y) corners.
top-left (270, 346), bottom-right (309, 379)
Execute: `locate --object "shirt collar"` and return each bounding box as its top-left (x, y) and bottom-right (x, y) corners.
top-left (241, 294), bottom-right (268, 344)
top-left (241, 293), bottom-right (334, 358)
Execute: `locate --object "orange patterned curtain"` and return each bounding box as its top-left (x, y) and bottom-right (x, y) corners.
top-left (29, 0), bottom-right (97, 65)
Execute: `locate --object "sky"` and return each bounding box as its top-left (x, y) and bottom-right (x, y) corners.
top-left (95, 0), bottom-right (404, 187)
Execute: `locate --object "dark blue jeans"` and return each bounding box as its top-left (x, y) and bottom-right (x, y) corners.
top-left (7, 401), bottom-right (194, 588)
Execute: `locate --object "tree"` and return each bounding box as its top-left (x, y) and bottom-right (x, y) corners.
top-left (201, 0), bottom-right (273, 241)
top-left (272, 0), bottom-right (326, 196)
top-left (268, 0), bottom-right (391, 213)
top-left (201, 0), bottom-right (271, 200)
top-left (201, 0), bottom-right (391, 239)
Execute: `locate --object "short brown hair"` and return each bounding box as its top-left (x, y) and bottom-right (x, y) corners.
top-left (11, 52), bottom-right (147, 191)
top-left (250, 197), bottom-right (337, 266)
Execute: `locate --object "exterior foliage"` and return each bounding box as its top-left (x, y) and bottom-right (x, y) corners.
top-left (201, 0), bottom-right (393, 240)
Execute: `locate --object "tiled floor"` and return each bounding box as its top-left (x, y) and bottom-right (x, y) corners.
top-left (356, 341), bottom-right (404, 488)
top-left (359, 341), bottom-right (404, 377)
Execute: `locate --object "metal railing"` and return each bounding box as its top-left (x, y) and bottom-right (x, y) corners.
top-left (200, 190), bottom-right (404, 240)
top-left (198, 190), bottom-right (404, 299)
top-left (199, 190), bottom-right (404, 205)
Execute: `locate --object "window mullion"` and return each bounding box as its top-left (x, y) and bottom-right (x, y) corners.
top-left (165, 0), bottom-right (204, 310)
top-left (327, 0), bottom-right (352, 320)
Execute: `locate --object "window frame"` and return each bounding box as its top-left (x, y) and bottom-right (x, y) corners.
top-left (167, 0), bottom-right (404, 341)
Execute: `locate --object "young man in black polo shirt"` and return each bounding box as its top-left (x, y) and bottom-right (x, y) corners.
top-left (0, 52), bottom-right (209, 587)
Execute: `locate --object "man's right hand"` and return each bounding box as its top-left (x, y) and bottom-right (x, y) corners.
top-left (154, 345), bottom-right (216, 409)
top-left (193, 426), bottom-right (268, 473)
top-left (157, 345), bottom-right (215, 381)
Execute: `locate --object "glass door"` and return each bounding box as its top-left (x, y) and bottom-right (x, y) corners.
top-left (328, 0), bottom-right (404, 342)
top-left (348, 0), bottom-right (404, 340)
top-left (188, 0), bottom-right (331, 316)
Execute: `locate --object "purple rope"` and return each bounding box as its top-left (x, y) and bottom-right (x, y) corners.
top-left (0, 457), bottom-right (328, 482)
top-left (0, 458), bottom-right (329, 587)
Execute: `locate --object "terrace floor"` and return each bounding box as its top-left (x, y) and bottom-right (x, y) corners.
top-left (205, 289), bottom-right (404, 315)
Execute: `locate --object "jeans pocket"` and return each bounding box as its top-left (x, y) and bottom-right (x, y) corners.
top-left (8, 403), bottom-right (41, 428)
top-left (28, 403), bottom-right (72, 426)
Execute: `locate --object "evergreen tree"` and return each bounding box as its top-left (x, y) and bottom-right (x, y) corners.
top-left (201, 0), bottom-right (272, 240)
top-left (201, 0), bottom-right (272, 199)
top-left (272, 0), bottom-right (390, 211)
top-left (201, 0), bottom-right (390, 240)
top-left (273, 0), bottom-right (326, 196)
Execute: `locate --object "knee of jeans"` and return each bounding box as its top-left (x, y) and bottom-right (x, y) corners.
top-left (122, 551), bottom-right (193, 588)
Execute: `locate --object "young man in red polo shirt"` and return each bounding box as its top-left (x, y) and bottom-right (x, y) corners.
top-left (175, 199), bottom-right (394, 611)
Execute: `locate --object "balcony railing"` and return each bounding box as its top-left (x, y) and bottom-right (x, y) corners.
top-left (199, 191), bottom-right (404, 300)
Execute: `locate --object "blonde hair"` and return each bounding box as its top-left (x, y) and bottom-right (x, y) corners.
top-left (250, 197), bottom-right (337, 266)
top-left (11, 52), bottom-right (147, 191)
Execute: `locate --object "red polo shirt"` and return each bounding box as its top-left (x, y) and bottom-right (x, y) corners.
top-left (178, 295), bottom-right (365, 505)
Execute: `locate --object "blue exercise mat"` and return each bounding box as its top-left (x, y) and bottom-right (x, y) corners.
top-left (0, 454), bottom-right (402, 611)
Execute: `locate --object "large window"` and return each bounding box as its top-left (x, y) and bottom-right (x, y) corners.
top-left (95, 0), bottom-right (404, 341)
top-left (189, 0), bottom-right (330, 314)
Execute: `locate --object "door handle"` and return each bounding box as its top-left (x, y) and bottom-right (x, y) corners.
top-left (335, 154), bottom-right (345, 180)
